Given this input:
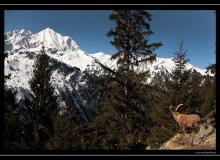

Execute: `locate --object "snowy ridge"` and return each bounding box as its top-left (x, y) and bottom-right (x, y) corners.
top-left (89, 52), bottom-right (116, 68)
top-left (146, 57), bottom-right (207, 76)
top-left (5, 29), bottom-right (33, 51)
top-left (4, 28), bottom-right (208, 102)
top-left (5, 27), bottom-right (79, 52)
top-left (30, 27), bottom-right (79, 51)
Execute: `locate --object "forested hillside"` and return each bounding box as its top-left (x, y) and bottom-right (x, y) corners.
top-left (4, 10), bottom-right (216, 150)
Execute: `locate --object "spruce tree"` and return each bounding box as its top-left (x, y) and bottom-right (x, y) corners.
top-left (167, 38), bottom-right (207, 114)
top-left (108, 10), bottom-right (162, 66)
top-left (167, 37), bottom-right (190, 106)
top-left (146, 38), bottom-right (202, 147)
top-left (4, 87), bottom-right (22, 149)
top-left (184, 69), bottom-right (203, 114)
top-left (4, 55), bottom-right (29, 149)
top-left (48, 87), bottom-right (83, 150)
top-left (27, 46), bottom-right (58, 149)
top-left (200, 63), bottom-right (216, 115)
top-left (206, 64), bottom-right (216, 77)
top-left (92, 10), bottom-right (162, 149)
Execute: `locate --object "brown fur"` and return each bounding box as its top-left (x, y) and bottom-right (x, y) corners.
top-left (170, 105), bottom-right (201, 133)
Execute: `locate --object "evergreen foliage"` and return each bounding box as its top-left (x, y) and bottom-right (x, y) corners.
top-left (107, 10), bottom-right (162, 67)
top-left (200, 64), bottom-right (216, 115)
top-left (3, 11), bottom-right (216, 150)
top-left (145, 38), bottom-right (215, 148)
top-left (206, 64), bottom-right (216, 77)
top-left (87, 10), bottom-right (162, 149)
top-left (4, 88), bottom-right (23, 149)
top-left (24, 46), bottom-right (59, 149)
top-left (48, 94), bottom-right (83, 150)
top-left (166, 37), bottom-right (190, 106)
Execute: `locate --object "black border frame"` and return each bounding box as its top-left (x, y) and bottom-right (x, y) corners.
top-left (0, 4), bottom-right (219, 156)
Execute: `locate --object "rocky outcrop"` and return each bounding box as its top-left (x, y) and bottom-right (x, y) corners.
top-left (160, 111), bottom-right (216, 150)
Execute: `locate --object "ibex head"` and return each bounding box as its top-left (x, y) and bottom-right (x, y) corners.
top-left (169, 104), bottom-right (201, 133)
top-left (170, 104), bottom-right (184, 119)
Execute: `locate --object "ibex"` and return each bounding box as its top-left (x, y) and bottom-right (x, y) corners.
top-left (170, 104), bottom-right (201, 133)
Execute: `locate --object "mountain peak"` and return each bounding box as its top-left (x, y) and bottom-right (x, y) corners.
top-left (29, 27), bottom-right (79, 51)
top-left (41, 27), bottom-right (56, 34)
top-left (5, 29), bottom-right (33, 36)
top-left (5, 28), bottom-right (79, 52)
top-left (44, 27), bottom-right (54, 30)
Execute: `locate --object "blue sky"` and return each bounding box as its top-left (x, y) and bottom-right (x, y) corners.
top-left (5, 10), bottom-right (215, 69)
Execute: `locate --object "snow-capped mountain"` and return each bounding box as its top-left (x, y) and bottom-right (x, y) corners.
top-left (30, 27), bottom-right (79, 51)
top-left (5, 28), bottom-right (93, 103)
top-left (5, 27), bottom-right (79, 52)
top-left (4, 28), bottom-right (208, 103)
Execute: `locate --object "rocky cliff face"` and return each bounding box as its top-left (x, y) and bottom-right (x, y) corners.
top-left (159, 111), bottom-right (216, 150)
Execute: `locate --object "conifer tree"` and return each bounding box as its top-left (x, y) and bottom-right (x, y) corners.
top-left (48, 87), bottom-right (83, 150)
top-left (4, 87), bottom-right (22, 149)
top-left (167, 38), bottom-right (208, 115)
top-left (184, 69), bottom-right (203, 114)
top-left (4, 56), bottom-right (29, 149)
top-left (108, 10), bottom-right (162, 67)
top-left (167, 37), bottom-right (191, 106)
top-left (92, 10), bottom-right (162, 149)
top-left (200, 63), bottom-right (216, 115)
top-left (146, 38), bottom-right (199, 148)
top-left (26, 46), bottom-right (58, 149)
top-left (206, 64), bottom-right (216, 77)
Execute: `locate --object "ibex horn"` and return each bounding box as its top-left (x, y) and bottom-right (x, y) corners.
top-left (175, 104), bottom-right (184, 111)
top-left (170, 106), bottom-right (173, 111)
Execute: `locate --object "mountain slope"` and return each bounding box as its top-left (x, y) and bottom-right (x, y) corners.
top-left (4, 28), bottom-right (209, 103)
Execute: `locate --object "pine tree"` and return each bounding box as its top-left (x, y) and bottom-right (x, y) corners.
top-left (167, 38), bottom-right (208, 115)
top-left (200, 63), bottom-right (216, 115)
top-left (108, 10), bottom-right (162, 67)
top-left (4, 87), bottom-right (22, 149)
top-left (142, 68), bottom-right (178, 148)
top-left (167, 37), bottom-right (191, 106)
top-left (91, 10), bottom-right (162, 149)
top-left (4, 55), bottom-right (29, 149)
top-left (48, 87), bottom-right (83, 150)
top-left (146, 38), bottom-right (204, 148)
top-left (206, 64), bottom-right (216, 77)
top-left (26, 47), bottom-right (58, 149)
top-left (184, 69), bottom-right (203, 114)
